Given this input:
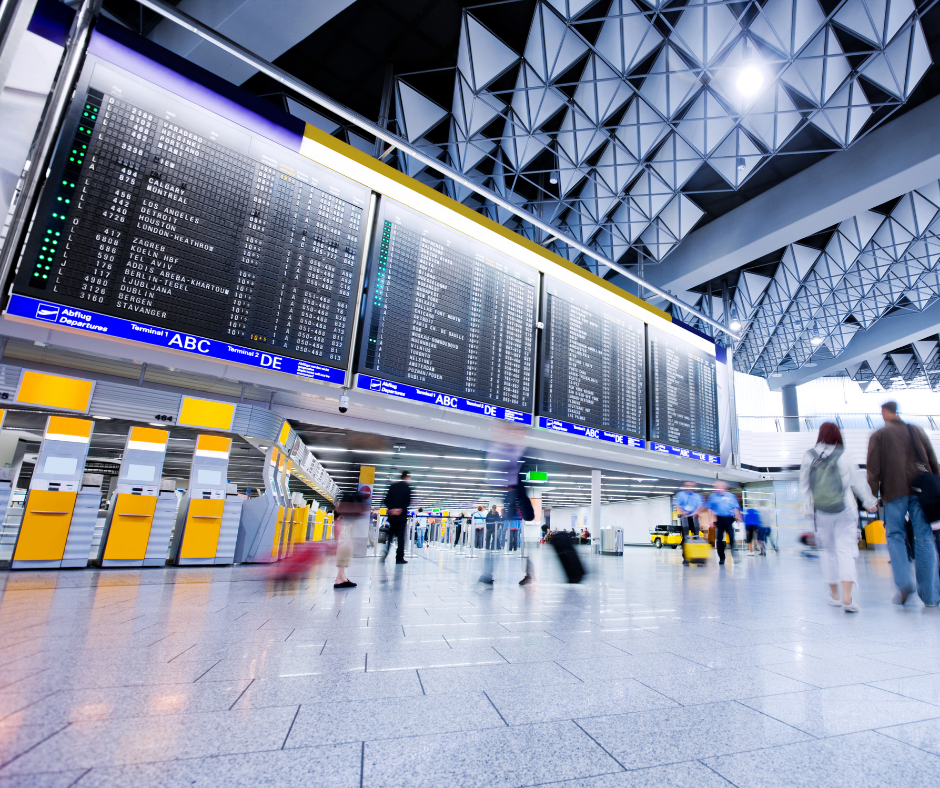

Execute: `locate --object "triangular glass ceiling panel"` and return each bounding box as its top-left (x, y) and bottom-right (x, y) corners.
top-left (639, 44), bottom-right (701, 120)
top-left (651, 132), bottom-right (703, 190)
top-left (512, 65), bottom-right (565, 132)
top-left (594, 139), bottom-right (641, 194)
top-left (525, 2), bottom-right (588, 83)
top-left (670, 1), bottom-right (741, 69)
top-left (611, 196), bottom-right (652, 241)
top-left (546, 0), bottom-right (595, 19)
top-left (452, 74), bottom-right (504, 138)
top-left (501, 117), bottom-right (550, 170)
top-left (658, 193), bottom-right (705, 240)
top-left (557, 106), bottom-right (607, 165)
top-left (780, 26), bottom-right (850, 106)
top-left (595, 0), bottom-right (663, 76)
top-left (678, 90), bottom-right (735, 156)
top-left (834, 0), bottom-right (881, 46)
top-left (742, 83), bottom-right (802, 152)
top-left (629, 168), bottom-right (674, 220)
top-left (448, 123), bottom-right (495, 173)
top-left (575, 55), bottom-right (632, 125)
top-left (810, 80), bottom-right (871, 146)
top-left (462, 13), bottom-right (518, 91)
top-left (641, 218), bottom-right (679, 261)
top-left (396, 81), bottom-right (448, 143)
top-left (749, 0), bottom-right (826, 57)
top-left (617, 97), bottom-right (669, 159)
top-left (711, 37), bottom-right (772, 114)
top-left (885, 0), bottom-right (915, 45)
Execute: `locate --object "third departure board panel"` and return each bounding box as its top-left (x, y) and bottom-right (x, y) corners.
top-left (539, 276), bottom-right (645, 437)
top-left (360, 199), bottom-right (538, 410)
top-left (648, 326), bottom-right (719, 454)
top-left (12, 58), bottom-right (369, 371)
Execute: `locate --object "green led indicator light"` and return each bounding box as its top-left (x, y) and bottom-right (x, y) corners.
top-left (41, 274), bottom-right (47, 279)
top-left (44, 266), bottom-right (49, 270)
top-left (69, 157), bottom-right (74, 162)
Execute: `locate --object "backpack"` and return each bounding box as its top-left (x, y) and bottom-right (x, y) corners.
top-left (809, 446), bottom-right (845, 513)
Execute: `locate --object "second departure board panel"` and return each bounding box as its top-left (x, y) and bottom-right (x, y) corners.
top-left (539, 276), bottom-right (645, 437)
top-left (648, 326), bottom-right (719, 454)
top-left (360, 199), bottom-right (538, 411)
top-left (12, 58), bottom-right (369, 372)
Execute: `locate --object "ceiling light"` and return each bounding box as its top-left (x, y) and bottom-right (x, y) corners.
top-left (736, 44), bottom-right (763, 97)
top-left (549, 170), bottom-right (558, 185)
top-left (810, 336), bottom-right (823, 346)
top-left (736, 156), bottom-right (746, 171)
top-left (729, 320), bottom-right (741, 331)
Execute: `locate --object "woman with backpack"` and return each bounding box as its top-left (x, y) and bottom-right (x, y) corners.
top-left (799, 422), bottom-right (878, 612)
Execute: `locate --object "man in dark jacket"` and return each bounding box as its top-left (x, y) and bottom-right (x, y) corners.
top-left (484, 505), bottom-right (499, 550)
top-left (867, 401), bottom-right (940, 606)
top-left (382, 471), bottom-right (412, 565)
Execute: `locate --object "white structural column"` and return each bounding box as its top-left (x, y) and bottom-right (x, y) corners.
top-left (591, 470), bottom-right (601, 552)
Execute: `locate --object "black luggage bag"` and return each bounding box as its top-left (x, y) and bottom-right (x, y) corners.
top-left (551, 531), bottom-right (585, 583)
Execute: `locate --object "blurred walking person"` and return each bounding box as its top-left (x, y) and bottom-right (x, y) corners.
top-left (867, 401), bottom-right (940, 606)
top-left (453, 512), bottom-right (465, 548)
top-left (800, 422), bottom-right (877, 612)
top-left (707, 481), bottom-right (741, 565)
top-left (471, 504), bottom-right (486, 548)
top-left (382, 471), bottom-right (412, 565)
top-left (484, 505), bottom-right (499, 550)
top-left (676, 481), bottom-right (705, 566)
top-left (333, 490), bottom-right (369, 589)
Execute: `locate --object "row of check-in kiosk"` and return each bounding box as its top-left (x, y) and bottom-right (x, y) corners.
top-left (2, 412), bottom-right (333, 570)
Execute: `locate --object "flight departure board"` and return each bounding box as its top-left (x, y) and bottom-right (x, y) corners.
top-left (360, 199), bottom-right (537, 411)
top-left (648, 326), bottom-right (719, 455)
top-left (12, 59), bottom-right (369, 372)
top-left (539, 276), bottom-right (645, 438)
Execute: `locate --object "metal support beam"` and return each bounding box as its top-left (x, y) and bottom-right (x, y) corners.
top-left (134, 0), bottom-right (738, 341)
top-left (781, 385), bottom-right (799, 433)
top-left (644, 91), bottom-right (940, 295)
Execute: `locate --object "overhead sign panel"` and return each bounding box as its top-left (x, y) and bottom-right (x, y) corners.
top-left (648, 325), bottom-right (719, 458)
top-left (11, 52), bottom-right (369, 379)
top-left (538, 276), bottom-right (645, 441)
top-left (359, 199), bottom-right (538, 413)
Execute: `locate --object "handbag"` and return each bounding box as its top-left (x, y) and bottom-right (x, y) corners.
top-left (907, 424), bottom-right (940, 523)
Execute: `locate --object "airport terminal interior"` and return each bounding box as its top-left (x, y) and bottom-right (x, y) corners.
top-left (2, 0), bottom-right (940, 785)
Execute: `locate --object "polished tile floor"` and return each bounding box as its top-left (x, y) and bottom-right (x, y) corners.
top-left (2, 544), bottom-right (940, 787)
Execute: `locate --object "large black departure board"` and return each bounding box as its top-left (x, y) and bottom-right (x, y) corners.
top-left (539, 276), bottom-right (645, 437)
top-left (648, 325), bottom-right (719, 454)
top-left (360, 199), bottom-right (537, 410)
top-left (12, 59), bottom-right (369, 370)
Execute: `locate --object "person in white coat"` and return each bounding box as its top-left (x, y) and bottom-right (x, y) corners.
top-left (799, 422), bottom-right (878, 612)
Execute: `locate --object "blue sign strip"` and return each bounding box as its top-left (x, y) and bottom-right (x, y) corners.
top-left (7, 294), bottom-right (347, 384)
top-left (356, 374), bottom-right (532, 425)
top-left (650, 441), bottom-right (720, 464)
top-left (538, 416), bottom-right (645, 448)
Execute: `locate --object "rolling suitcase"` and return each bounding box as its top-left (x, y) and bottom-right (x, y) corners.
top-left (683, 535), bottom-right (711, 564)
top-left (551, 531), bottom-right (585, 583)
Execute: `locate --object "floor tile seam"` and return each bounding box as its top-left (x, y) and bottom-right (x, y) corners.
top-left (695, 758), bottom-right (742, 787)
top-left (570, 718), bottom-right (629, 772)
top-left (67, 766), bottom-right (93, 787)
top-left (281, 705), bottom-right (301, 749)
top-left (0, 721), bottom-right (70, 772)
top-left (0, 666), bottom-right (52, 692)
top-left (870, 724), bottom-right (940, 759)
top-left (727, 698), bottom-right (822, 740)
top-left (520, 767), bottom-right (632, 787)
top-left (857, 680), bottom-right (940, 706)
top-left (0, 689), bottom-right (62, 723)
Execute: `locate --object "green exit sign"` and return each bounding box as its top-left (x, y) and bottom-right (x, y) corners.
top-left (527, 471), bottom-right (548, 482)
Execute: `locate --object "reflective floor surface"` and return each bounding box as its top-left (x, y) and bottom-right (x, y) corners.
top-left (2, 544), bottom-right (940, 787)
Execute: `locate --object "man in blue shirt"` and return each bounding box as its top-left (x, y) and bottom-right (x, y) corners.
top-left (676, 481), bottom-right (706, 566)
top-left (707, 481), bottom-right (742, 565)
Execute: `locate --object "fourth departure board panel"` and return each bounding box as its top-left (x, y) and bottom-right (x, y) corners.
top-left (360, 199), bottom-right (537, 410)
top-left (12, 58), bottom-right (369, 371)
top-left (539, 276), bottom-right (645, 437)
top-left (648, 326), bottom-right (719, 454)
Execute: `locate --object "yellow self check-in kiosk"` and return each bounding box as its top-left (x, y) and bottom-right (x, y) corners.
top-left (12, 416), bottom-right (101, 569)
top-left (99, 426), bottom-right (178, 568)
top-left (169, 434), bottom-right (243, 565)
top-left (235, 446), bottom-right (292, 563)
